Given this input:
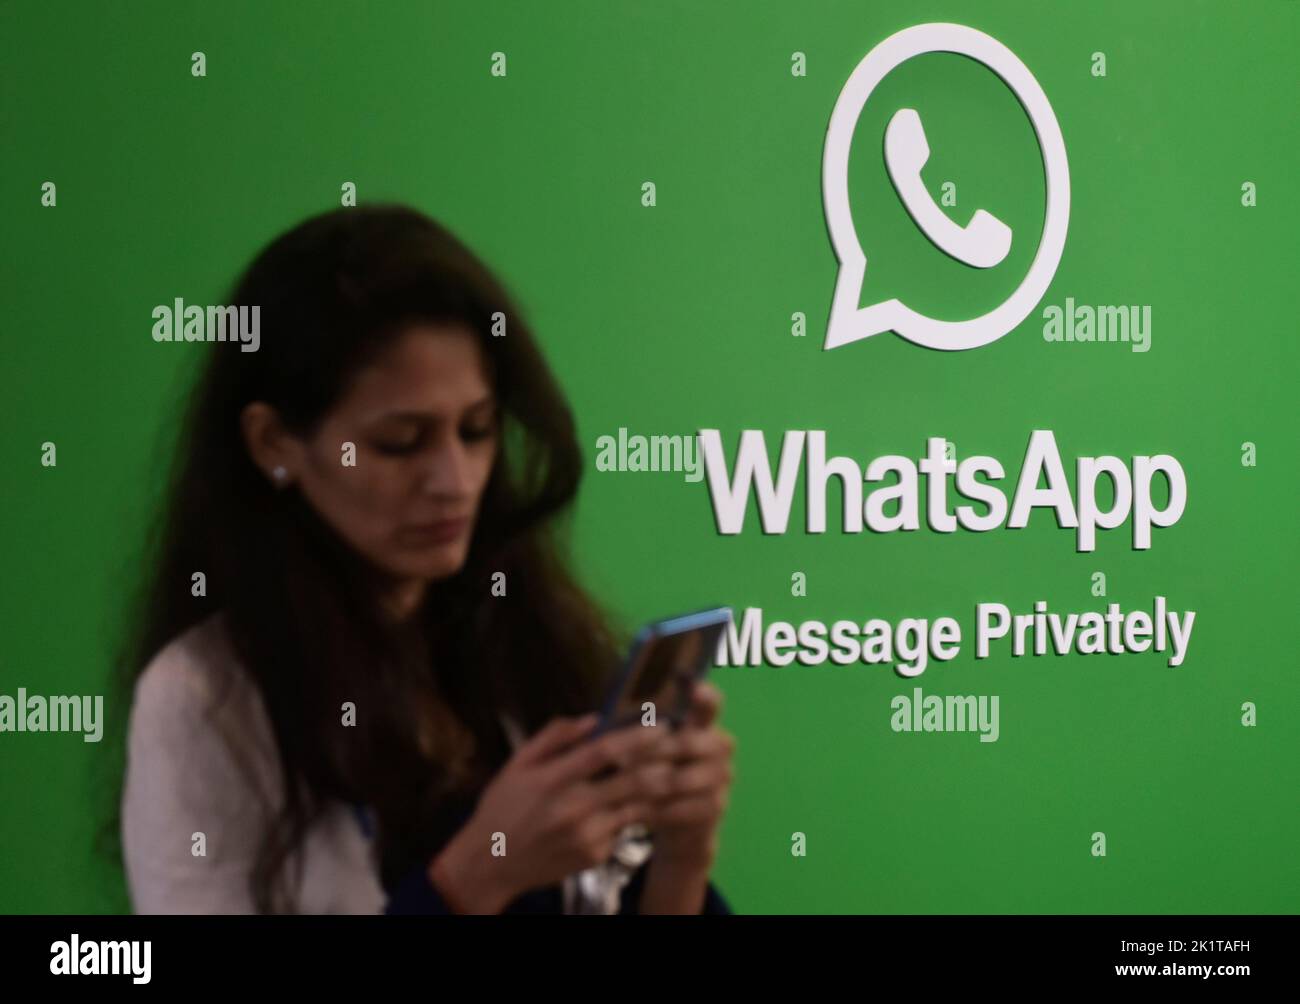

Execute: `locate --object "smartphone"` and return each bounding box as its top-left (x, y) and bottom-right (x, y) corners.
top-left (594, 606), bottom-right (733, 736)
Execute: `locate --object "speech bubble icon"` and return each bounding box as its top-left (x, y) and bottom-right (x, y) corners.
top-left (822, 23), bottom-right (1070, 352)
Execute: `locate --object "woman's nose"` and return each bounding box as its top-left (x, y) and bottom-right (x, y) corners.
top-left (419, 438), bottom-right (472, 496)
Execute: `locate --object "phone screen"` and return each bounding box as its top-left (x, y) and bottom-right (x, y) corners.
top-left (601, 616), bottom-right (726, 732)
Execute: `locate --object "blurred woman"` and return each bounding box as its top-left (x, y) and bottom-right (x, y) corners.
top-left (116, 205), bottom-right (734, 914)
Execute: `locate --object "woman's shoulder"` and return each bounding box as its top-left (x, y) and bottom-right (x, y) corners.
top-left (123, 613), bottom-right (304, 913)
top-left (133, 612), bottom-right (253, 716)
top-left (128, 612), bottom-right (279, 790)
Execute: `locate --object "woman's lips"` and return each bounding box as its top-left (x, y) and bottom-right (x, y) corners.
top-left (398, 517), bottom-right (470, 545)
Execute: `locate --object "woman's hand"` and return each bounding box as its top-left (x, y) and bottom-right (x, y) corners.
top-left (428, 713), bottom-right (673, 913)
top-left (644, 681), bottom-right (736, 872)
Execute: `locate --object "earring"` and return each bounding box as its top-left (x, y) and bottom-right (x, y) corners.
top-left (271, 465), bottom-right (289, 487)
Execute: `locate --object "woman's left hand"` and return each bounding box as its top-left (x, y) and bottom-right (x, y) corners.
top-left (643, 681), bottom-right (735, 870)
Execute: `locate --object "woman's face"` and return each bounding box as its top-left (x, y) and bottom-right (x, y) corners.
top-left (288, 323), bottom-right (500, 589)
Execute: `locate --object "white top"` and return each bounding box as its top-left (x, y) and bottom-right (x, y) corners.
top-left (120, 613), bottom-right (650, 915)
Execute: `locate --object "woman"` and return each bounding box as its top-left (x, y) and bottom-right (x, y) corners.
top-left (117, 205), bottom-right (735, 914)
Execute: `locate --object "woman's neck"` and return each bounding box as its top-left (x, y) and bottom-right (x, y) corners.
top-left (381, 578), bottom-right (429, 623)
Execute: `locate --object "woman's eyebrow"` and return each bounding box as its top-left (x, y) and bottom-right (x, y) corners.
top-left (370, 396), bottom-right (496, 425)
top-left (369, 411), bottom-right (432, 425)
top-left (462, 394), bottom-right (499, 417)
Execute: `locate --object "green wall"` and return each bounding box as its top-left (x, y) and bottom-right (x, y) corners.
top-left (1, 0), bottom-right (1296, 913)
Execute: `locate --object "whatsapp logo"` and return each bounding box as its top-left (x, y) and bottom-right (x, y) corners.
top-left (823, 23), bottom-right (1070, 351)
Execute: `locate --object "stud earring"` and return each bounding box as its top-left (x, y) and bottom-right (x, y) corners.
top-left (271, 465), bottom-right (289, 487)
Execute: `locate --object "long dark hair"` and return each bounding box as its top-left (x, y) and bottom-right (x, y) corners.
top-left (109, 204), bottom-right (626, 911)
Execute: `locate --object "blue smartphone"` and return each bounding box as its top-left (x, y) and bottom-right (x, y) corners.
top-left (594, 606), bottom-right (733, 736)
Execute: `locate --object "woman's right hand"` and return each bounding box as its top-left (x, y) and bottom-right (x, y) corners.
top-left (427, 713), bottom-right (673, 913)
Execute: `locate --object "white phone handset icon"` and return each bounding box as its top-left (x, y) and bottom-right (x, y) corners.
top-left (884, 107), bottom-right (1012, 269)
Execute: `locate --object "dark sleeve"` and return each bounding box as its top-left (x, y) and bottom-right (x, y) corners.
top-left (617, 861), bottom-right (733, 915)
top-left (384, 864), bottom-right (456, 915)
top-left (383, 864), bottom-right (565, 914)
top-left (385, 860), bottom-right (733, 915)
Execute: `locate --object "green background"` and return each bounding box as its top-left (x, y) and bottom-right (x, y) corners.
top-left (2, 0), bottom-right (1296, 913)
